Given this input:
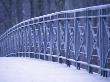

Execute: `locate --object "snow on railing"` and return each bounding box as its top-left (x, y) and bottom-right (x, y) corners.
top-left (0, 4), bottom-right (110, 77)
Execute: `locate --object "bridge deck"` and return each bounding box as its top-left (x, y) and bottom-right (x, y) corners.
top-left (0, 57), bottom-right (110, 82)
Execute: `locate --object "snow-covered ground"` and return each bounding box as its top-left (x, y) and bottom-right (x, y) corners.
top-left (0, 57), bottom-right (109, 82)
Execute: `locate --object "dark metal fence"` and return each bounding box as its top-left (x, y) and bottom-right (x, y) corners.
top-left (0, 4), bottom-right (110, 77)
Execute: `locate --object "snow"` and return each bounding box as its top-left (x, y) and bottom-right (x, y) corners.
top-left (0, 57), bottom-right (109, 82)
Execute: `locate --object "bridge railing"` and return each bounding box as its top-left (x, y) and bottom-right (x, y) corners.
top-left (0, 4), bottom-right (110, 77)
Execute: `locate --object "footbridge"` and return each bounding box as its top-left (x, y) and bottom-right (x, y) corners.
top-left (0, 4), bottom-right (110, 77)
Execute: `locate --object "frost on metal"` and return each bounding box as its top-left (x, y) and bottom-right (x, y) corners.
top-left (0, 4), bottom-right (110, 77)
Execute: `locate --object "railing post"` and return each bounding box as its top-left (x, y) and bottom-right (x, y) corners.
top-left (14, 31), bottom-right (16, 56)
top-left (74, 12), bottom-right (80, 69)
top-left (2, 39), bottom-right (4, 57)
top-left (15, 31), bottom-right (18, 56)
top-left (65, 13), bottom-right (71, 67)
top-left (99, 9), bottom-right (104, 76)
top-left (17, 29), bottom-right (20, 57)
top-left (21, 28), bottom-right (24, 57)
top-left (25, 26), bottom-right (28, 57)
top-left (3, 37), bottom-right (5, 57)
top-left (1, 40), bottom-right (3, 57)
top-left (32, 24), bottom-right (36, 58)
top-left (86, 8), bottom-right (93, 74)
top-left (28, 25), bottom-right (32, 57)
top-left (38, 24), bottom-right (41, 59)
top-left (8, 33), bottom-right (10, 56)
top-left (99, 9), bottom-right (109, 77)
top-left (57, 17), bottom-right (61, 63)
top-left (21, 26), bottom-right (26, 57)
top-left (29, 24), bottom-right (35, 58)
top-left (50, 21), bottom-right (53, 61)
top-left (11, 33), bottom-right (13, 56)
top-left (23, 27), bottom-right (27, 57)
top-left (13, 31), bottom-right (16, 57)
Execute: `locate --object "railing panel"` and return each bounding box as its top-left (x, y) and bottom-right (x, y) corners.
top-left (0, 4), bottom-right (110, 77)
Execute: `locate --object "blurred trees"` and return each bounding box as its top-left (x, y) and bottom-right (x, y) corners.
top-left (0, 0), bottom-right (110, 35)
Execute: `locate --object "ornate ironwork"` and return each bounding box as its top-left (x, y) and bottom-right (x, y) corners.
top-left (0, 4), bottom-right (110, 77)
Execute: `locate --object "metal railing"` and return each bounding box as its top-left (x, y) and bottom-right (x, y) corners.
top-left (0, 4), bottom-right (110, 77)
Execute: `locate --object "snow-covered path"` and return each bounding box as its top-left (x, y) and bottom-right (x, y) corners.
top-left (0, 57), bottom-right (109, 82)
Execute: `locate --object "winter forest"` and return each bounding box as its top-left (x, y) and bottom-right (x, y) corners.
top-left (0, 0), bottom-right (110, 35)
